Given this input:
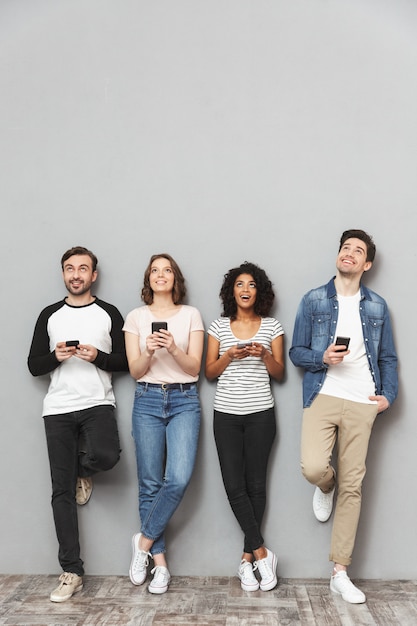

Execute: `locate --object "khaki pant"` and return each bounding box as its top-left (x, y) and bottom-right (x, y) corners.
top-left (301, 394), bottom-right (378, 566)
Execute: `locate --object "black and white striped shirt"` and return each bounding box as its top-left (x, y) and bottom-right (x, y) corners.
top-left (207, 316), bottom-right (284, 415)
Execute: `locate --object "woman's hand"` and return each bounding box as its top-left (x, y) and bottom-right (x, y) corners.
top-left (151, 328), bottom-right (178, 355)
top-left (247, 342), bottom-right (265, 358)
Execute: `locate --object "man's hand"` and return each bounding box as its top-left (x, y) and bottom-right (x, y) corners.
top-left (55, 341), bottom-right (77, 362)
top-left (323, 343), bottom-right (350, 366)
top-left (74, 343), bottom-right (98, 362)
top-left (369, 395), bottom-right (390, 414)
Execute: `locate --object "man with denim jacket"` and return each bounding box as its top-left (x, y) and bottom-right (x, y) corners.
top-left (289, 229), bottom-right (398, 604)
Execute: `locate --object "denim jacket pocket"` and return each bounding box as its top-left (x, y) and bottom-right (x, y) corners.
top-left (367, 317), bottom-right (383, 341)
top-left (312, 313), bottom-right (332, 337)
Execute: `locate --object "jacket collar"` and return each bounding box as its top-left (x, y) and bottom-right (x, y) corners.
top-left (326, 277), bottom-right (371, 301)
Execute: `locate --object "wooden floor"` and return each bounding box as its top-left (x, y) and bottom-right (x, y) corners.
top-left (0, 574), bottom-right (416, 626)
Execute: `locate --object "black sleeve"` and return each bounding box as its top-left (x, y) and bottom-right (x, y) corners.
top-left (92, 300), bottom-right (128, 372)
top-left (27, 302), bottom-right (62, 377)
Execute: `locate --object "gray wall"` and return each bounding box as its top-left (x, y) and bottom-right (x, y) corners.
top-left (1, 0), bottom-right (416, 579)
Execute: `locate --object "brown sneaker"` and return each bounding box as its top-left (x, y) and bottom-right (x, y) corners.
top-left (50, 572), bottom-right (83, 602)
top-left (76, 476), bottom-right (93, 505)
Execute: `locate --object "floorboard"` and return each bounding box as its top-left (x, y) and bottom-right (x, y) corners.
top-left (0, 575), bottom-right (416, 626)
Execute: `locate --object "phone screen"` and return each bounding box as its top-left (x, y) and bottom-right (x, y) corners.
top-left (152, 322), bottom-right (168, 333)
top-left (335, 336), bottom-right (350, 350)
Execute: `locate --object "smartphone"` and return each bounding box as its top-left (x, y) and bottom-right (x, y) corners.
top-left (237, 341), bottom-right (252, 349)
top-left (65, 340), bottom-right (79, 347)
top-left (335, 336), bottom-right (350, 350)
top-left (152, 322), bottom-right (168, 333)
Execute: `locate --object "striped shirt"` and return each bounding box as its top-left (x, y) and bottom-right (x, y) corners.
top-left (207, 316), bottom-right (284, 415)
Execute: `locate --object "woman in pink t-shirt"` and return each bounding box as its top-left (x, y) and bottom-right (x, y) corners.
top-left (123, 253), bottom-right (204, 595)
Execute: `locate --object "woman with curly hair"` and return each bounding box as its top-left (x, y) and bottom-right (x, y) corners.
top-left (205, 262), bottom-right (284, 592)
top-left (124, 253), bottom-right (204, 594)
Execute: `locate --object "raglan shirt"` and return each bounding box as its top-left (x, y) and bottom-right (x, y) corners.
top-left (207, 316), bottom-right (284, 415)
top-left (28, 298), bottom-right (127, 417)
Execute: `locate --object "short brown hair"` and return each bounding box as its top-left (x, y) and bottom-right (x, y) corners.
top-left (61, 246), bottom-right (98, 271)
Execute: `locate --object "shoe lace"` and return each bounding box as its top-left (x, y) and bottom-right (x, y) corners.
top-left (59, 572), bottom-right (77, 586)
top-left (77, 479), bottom-right (86, 499)
top-left (316, 488), bottom-right (333, 508)
top-left (334, 572), bottom-right (355, 592)
top-left (151, 566), bottom-right (168, 582)
top-left (133, 549), bottom-right (150, 570)
top-left (240, 560), bottom-right (255, 577)
top-left (256, 557), bottom-right (271, 579)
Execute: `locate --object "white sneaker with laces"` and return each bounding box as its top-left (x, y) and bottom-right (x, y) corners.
top-left (148, 566), bottom-right (171, 594)
top-left (237, 559), bottom-right (259, 591)
top-left (313, 485), bottom-right (335, 522)
top-left (330, 570), bottom-right (366, 604)
top-left (129, 533), bottom-right (151, 585)
top-left (255, 549), bottom-right (278, 592)
top-left (50, 572), bottom-right (83, 602)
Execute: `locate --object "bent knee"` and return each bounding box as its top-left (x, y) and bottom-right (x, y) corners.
top-left (301, 461), bottom-right (329, 486)
top-left (95, 448), bottom-right (121, 471)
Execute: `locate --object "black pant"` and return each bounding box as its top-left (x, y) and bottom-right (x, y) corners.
top-left (44, 405), bottom-right (121, 575)
top-left (214, 407), bottom-right (276, 554)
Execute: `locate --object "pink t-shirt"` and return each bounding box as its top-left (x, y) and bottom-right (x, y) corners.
top-left (123, 305), bottom-right (204, 384)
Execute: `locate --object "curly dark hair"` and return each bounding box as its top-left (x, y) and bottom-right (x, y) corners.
top-left (219, 261), bottom-right (275, 319)
top-left (141, 253), bottom-right (186, 305)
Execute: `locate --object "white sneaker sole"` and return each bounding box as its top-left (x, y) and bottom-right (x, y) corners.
top-left (50, 582), bottom-right (83, 602)
top-left (330, 578), bottom-right (366, 604)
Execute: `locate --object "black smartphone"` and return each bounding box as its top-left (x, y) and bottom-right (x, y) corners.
top-left (335, 336), bottom-right (350, 350)
top-left (65, 340), bottom-right (79, 347)
top-left (152, 322), bottom-right (168, 333)
top-left (237, 341), bottom-right (252, 349)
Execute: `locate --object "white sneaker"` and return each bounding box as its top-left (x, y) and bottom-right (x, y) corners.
top-left (148, 566), bottom-right (171, 594)
top-left (129, 533), bottom-right (151, 585)
top-left (255, 549), bottom-right (278, 592)
top-left (50, 572), bottom-right (83, 602)
top-left (237, 559), bottom-right (259, 591)
top-left (330, 570), bottom-right (366, 604)
top-left (313, 485), bottom-right (335, 522)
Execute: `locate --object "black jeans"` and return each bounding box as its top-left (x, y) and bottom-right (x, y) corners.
top-left (44, 405), bottom-right (121, 575)
top-left (214, 407), bottom-right (276, 554)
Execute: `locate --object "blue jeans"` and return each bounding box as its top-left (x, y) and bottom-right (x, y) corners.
top-left (132, 383), bottom-right (201, 555)
top-left (44, 405), bottom-right (121, 575)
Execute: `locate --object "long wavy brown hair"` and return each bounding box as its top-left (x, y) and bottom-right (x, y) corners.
top-left (141, 253), bottom-right (186, 305)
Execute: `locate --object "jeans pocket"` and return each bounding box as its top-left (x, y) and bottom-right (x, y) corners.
top-left (134, 385), bottom-right (146, 400)
top-left (183, 385), bottom-right (199, 399)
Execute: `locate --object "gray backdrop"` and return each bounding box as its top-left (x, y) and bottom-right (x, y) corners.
top-left (1, 0), bottom-right (416, 579)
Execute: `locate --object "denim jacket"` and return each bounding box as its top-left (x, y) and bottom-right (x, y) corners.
top-left (289, 278), bottom-right (398, 409)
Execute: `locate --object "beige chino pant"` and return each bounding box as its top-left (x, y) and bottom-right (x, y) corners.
top-left (301, 394), bottom-right (378, 566)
